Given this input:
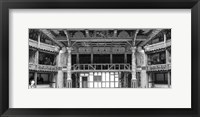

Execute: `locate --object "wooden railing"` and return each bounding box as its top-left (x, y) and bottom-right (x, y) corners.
top-left (72, 64), bottom-right (132, 72)
top-left (144, 40), bottom-right (171, 52)
top-left (29, 63), bottom-right (37, 70)
top-left (29, 63), bottom-right (60, 72)
top-left (147, 64), bottom-right (171, 71)
top-left (29, 39), bottom-right (59, 52)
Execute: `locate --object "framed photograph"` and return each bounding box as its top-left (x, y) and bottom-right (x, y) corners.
top-left (0, 0), bottom-right (199, 117)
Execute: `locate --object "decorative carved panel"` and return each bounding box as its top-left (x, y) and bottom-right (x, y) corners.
top-left (112, 47), bottom-right (125, 54)
top-left (118, 31), bottom-right (130, 38)
top-left (93, 47), bottom-right (111, 54)
top-left (78, 47), bottom-right (92, 54)
top-left (73, 31), bottom-right (85, 38)
top-left (147, 64), bottom-right (171, 71)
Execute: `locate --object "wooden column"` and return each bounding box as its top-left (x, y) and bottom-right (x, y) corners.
top-left (140, 48), bottom-right (148, 88)
top-left (76, 53), bottom-right (79, 64)
top-left (66, 47), bottom-right (73, 88)
top-left (164, 33), bottom-right (170, 64)
top-left (123, 72), bottom-right (127, 88)
top-left (114, 30), bottom-right (117, 37)
top-left (164, 32), bottom-right (171, 88)
top-left (110, 54), bottom-right (112, 64)
top-left (56, 47), bottom-right (66, 88)
top-left (85, 30), bottom-right (89, 37)
top-left (168, 72), bottom-right (171, 88)
top-left (148, 73), bottom-right (152, 88)
top-left (79, 76), bottom-right (82, 88)
top-left (91, 47), bottom-right (93, 64)
top-left (131, 47), bottom-right (138, 88)
top-left (34, 33), bottom-right (40, 87)
top-left (166, 49), bottom-right (169, 64)
top-left (124, 53), bottom-right (127, 63)
top-left (34, 72), bottom-right (37, 87)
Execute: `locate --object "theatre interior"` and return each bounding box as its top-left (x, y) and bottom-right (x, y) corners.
top-left (29, 28), bottom-right (171, 88)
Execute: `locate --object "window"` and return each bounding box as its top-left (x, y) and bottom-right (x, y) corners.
top-left (154, 73), bottom-right (168, 84)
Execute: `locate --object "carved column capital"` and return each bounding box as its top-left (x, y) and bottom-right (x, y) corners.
top-left (130, 46), bottom-right (137, 53)
top-left (66, 47), bottom-right (73, 52)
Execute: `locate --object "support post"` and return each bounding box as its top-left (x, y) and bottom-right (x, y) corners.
top-left (164, 32), bottom-right (169, 64)
top-left (76, 53), bottom-right (79, 64)
top-left (124, 53), bottom-right (127, 63)
top-left (34, 72), bottom-right (37, 87)
top-left (80, 76), bottom-right (82, 88)
top-left (56, 47), bottom-right (66, 88)
top-left (139, 48), bottom-right (148, 88)
top-left (114, 30), bottom-right (117, 37)
top-left (66, 47), bottom-right (73, 88)
top-left (33, 33), bottom-right (40, 88)
top-left (91, 47), bottom-right (93, 64)
top-left (131, 47), bottom-right (138, 88)
top-left (168, 72), bottom-right (171, 88)
top-left (123, 72), bottom-right (127, 88)
top-left (110, 54), bottom-right (112, 64)
top-left (148, 72), bottom-right (152, 88)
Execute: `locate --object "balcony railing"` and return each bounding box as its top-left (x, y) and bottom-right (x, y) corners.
top-left (29, 63), bottom-right (37, 70)
top-left (147, 64), bottom-right (171, 71)
top-left (72, 64), bottom-right (132, 72)
top-left (29, 39), bottom-right (59, 52)
top-left (144, 40), bottom-right (171, 52)
top-left (29, 63), bottom-right (60, 72)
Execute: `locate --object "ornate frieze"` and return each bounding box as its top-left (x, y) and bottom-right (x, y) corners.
top-left (77, 47), bottom-right (126, 54)
top-left (78, 47), bottom-right (92, 54)
top-left (147, 64), bottom-right (171, 71)
top-left (29, 64), bottom-right (60, 72)
top-left (38, 65), bottom-right (60, 72)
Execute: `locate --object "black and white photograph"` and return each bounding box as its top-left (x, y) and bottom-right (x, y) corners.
top-left (29, 28), bottom-right (171, 88)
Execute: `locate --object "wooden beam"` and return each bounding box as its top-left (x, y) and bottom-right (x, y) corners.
top-left (57, 36), bottom-right (147, 42)
top-left (139, 29), bottom-right (163, 47)
top-left (57, 38), bottom-right (146, 42)
top-left (64, 30), bottom-right (71, 47)
top-left (40, 29), bottom-right (64, 47)
top-left (132, 29), bottom-right (139, 46)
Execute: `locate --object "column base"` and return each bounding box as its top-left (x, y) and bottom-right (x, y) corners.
top-left (66, 80), bottom-right (72, 88)
top-left (131, 79), bottom-right (138, 88)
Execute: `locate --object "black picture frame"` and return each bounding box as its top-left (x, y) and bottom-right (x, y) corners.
top-left (0, 0), bottom-right (199, 117)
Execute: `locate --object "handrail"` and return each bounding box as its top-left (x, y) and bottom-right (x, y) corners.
top-left (29, 63), bottom-right (59, 71)
top-left (29, 39), bottom-right (59, 52)
top-left (144, 40), bottom-right (171, 52)
top-left (72, 64), bottom-right (131, 71)
top-left (147, 64), bottom-right (171, 71)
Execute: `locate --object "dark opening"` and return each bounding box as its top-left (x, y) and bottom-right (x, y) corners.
top-left (72, 54), bottom-right (76, 65)
top-left (154, 72), bottom-right (168, 84)
top-left (79, 54), bottom-right (91, 64)
top-left (127, 54), bottom-right (132, 65)
top-left (93, 54), bottom-right (110, 63)
top-left (148, 51), bottom-right (166, 65)
top-left (113, 54), bottom-right (124, 63)
top-left (39, 51), bottom-right (56, 65)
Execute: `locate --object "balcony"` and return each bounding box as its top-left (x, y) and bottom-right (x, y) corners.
top-left (29, 63), bottom-right (60, 72)
top-left (71, 64), bottom-right (132, 72)
top-left (147, 64), bottom-right (171, 72)
top-left (29, 39), bottom-right (59, 53)
top-left (29, 63), bottom-right (37, 70)
top-left (144, 40), bottom-right (171, 52)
